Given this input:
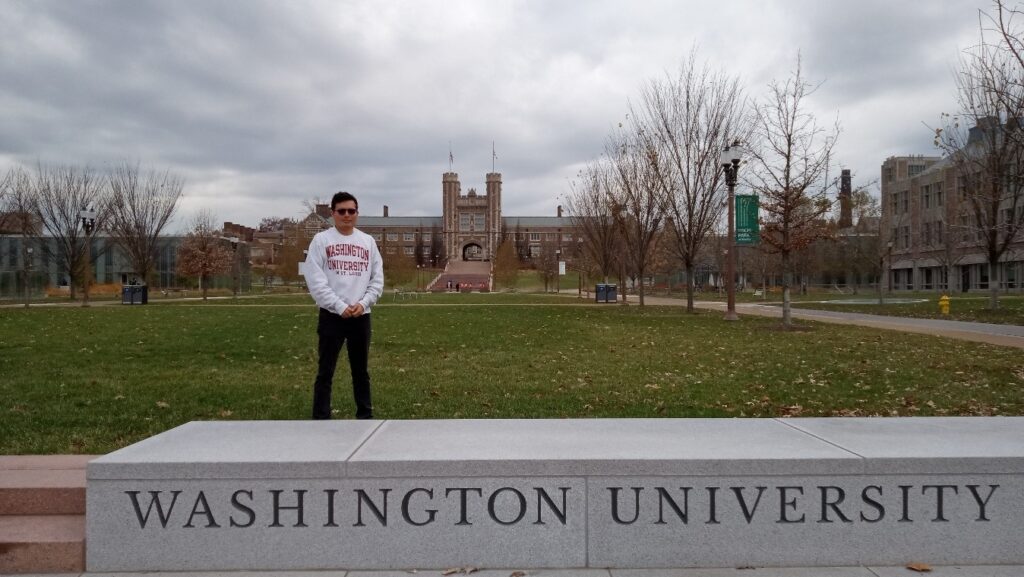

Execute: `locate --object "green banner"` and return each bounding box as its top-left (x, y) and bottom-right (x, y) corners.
top-left (735, 194), bottom-right (760, 245)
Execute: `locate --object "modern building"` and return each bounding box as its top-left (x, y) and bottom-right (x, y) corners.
top-left (881, 148), bottom-right (1024, 292)
top-left (0, 233), bottom-right (252, 299)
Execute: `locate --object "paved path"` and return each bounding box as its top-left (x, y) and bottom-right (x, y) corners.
top-left (637, 295), bottom-right (1024, 349)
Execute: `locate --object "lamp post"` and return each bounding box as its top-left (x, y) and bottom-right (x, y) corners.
top-left (23, 246), bottom-right (33, 308)
top-left (720, 141), bottom-right (744, 321)
top-left (79, 206), bottom-right (97, 307)
top-left (416, 264), bottom-right (422, 291)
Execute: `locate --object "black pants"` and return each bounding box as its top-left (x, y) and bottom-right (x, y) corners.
top-left (313, 308), bottom-right (373, 420)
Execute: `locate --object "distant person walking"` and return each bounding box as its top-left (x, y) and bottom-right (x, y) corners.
top-left (305, 191), bottom-right (384, 420)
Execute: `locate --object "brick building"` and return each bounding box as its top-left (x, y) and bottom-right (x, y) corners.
top-left (302, 171), bottom-right (579, 266)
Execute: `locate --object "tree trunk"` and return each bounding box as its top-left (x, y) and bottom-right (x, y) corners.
top-left (877, 257), bottom-right (885, 305)
top-left (989, 257), bottom-right (1000, 310)
top-left (685, 264), bottom-right (695, 313)
top-left (637, 268), bottom-right (645, 306)
top-left (781, 258), bottom-right (793, 328)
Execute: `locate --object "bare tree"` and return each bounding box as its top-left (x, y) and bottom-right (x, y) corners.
top-left (34, 163), bottom-right (107, 300)
top-left (933, 4), bottom-right (1024, 309)
top-left (536, 238), bottom-right (560, 292)
top-left (637, 51), bottom-right (747, 312)
top-left (2, 168), bottom-right (43, 305)
top-left (0, 168), bottom-right (10, 208)
top-left (106, 162), bottom-right (184, 286)
top-left (176, 210), bottom-right (233, 301)
top-left (565, 159), bottom-right (620, 283)
top-left (606, 124), bottom-right (664, 306)
top-left (748, 57), bottom-right (839, 327)
top-left (258, 216), bottom-right (293, 232)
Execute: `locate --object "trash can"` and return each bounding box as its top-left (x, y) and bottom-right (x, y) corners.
top-left (595, 284), bottom-right (606, 303)
top-left (606, 284), bottom-right (618, 303)
top-left (121, 285), bottom-right (149, 305)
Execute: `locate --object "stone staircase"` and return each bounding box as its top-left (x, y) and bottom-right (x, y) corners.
top-left (431, 260), bottom-right (492, 292)
top-left (0, 455), bottom-right (92, 573)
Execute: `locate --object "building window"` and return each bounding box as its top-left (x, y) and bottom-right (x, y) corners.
top-left (935, 182), bottom-right (944, 206)
top-left (909, 164), bottom-right (925, 177)
top-left (422, 246), bottom-right (431, 255)
top-left (884, 167), bottom-right (894, 182)
top-left (901, 191), bottom-right (909, 213)
top-left (386, 246), bottom-right (397, 254)
top-left (922, 222), bottom-right (931, 245)
top-left (902, 226), bottom-right (910, 249)
top-left (562, 233), bottom-right (573, 242)
top-left (386, 233), bottom-right (399, 242)
top-left (422, 233), bottom-right (431, 242)
top-left (530, 233), bottom-right (541, 241)
top-left (529, 244), bottom-right (541, 257)
top-left (936, 221), bottom-right (943, 244)
top-left (403, 246), bottom-right (415, 255)
top-left (922, 185), bottom-right (931, 209)
top-left (404, 233), bottom-right (415, 242)
top-left (371, 233), bottom-right (382, 242)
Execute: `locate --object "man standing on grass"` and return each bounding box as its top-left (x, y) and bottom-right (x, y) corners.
top-left (305, 191), bottom-right (384, 420)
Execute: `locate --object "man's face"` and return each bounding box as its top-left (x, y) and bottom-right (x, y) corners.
top-left (332, 200), bottom-right (358, 233)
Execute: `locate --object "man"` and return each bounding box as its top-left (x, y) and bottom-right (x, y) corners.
top-left (305, 191), bottom-right (384, 419)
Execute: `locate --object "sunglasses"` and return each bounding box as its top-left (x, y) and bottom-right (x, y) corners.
top-left (334, 208), bottom-right (358, 215)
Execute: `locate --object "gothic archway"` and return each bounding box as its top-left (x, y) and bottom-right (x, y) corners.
top-left (462, 243), bottom-right (483, 261)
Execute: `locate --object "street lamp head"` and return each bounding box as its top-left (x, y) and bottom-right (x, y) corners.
top-left (720, 142), bottom-right (745, 168)
top-left (79, 206), bottom-right (97, 222)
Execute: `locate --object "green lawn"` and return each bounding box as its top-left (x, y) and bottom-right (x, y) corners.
top-left (2, 294), bottom-right (1023, 454)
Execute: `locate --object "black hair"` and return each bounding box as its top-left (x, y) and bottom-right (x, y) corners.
top-left (331, 191), bottom-right (358, 210)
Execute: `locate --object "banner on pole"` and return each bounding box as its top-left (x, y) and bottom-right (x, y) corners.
top-left (735, 194), bottom-right (760, 246)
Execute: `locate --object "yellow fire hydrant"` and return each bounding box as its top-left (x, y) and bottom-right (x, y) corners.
top-left (939, 294), bottom-right (950, 315)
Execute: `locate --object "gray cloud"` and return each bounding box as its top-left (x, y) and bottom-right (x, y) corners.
top-left (0, 0), bottom-right (993, 229)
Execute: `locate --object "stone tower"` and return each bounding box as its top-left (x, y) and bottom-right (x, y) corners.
top-left (486, 172), bottom-right (502, 258)
top-left (441, 171), bottom-right (503, 261)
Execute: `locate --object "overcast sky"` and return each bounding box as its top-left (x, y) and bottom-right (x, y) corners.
top-left (0, 0), bottom-right (990, 231)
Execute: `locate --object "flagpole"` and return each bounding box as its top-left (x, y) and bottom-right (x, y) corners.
top-left (492, 141), bottom-right (496, 173)
top-left (449, 141), bottom-right (453, 172)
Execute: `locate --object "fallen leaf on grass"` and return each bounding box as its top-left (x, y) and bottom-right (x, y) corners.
top-left (155, 401), bottom-right (170, 408)
top-left (906, 563), bottom-right (932, 572)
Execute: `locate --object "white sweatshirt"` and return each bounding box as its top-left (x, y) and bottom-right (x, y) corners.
top-left (305, 226), bottom-right (384, 315)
